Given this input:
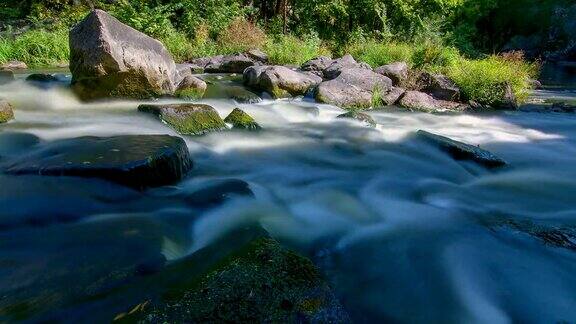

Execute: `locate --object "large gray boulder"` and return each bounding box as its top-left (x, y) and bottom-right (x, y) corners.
top-left (69, 10), bottom-right (197, 100)
top-left (399, 91), bottom-right (469, 112)
top-left (315, 68), bottom-right (393, 109)
top-left (375, 62), bottom-right (409, 86)
top-left (2, 135), bottom-right (192, 188)
top-left (418, 72), bottom-right (461, 101)
top-left (323, 54), bottom-right (372, 80)
top-left (300, 56), bottom-right (333, 77)
top-left (191, 52), bottom-right (267, 74)
top-left (243, 65), bottom-right (322, 98)
top-left (0, 99), bottom-right (14, 123)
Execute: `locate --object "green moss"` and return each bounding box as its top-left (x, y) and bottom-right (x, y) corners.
top-left (127, 237), bottom-right (347, 323)
top-left (175, 87), bottom-right (204, 100)
top-left (224, 108), bottom-right (261, 130)
top-left (139, 104), bottom-right (226, 135)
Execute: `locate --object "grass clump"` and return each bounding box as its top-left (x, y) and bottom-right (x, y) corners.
top-left (217, 18), bottom-right (266, 53)
top-left (446, 52), bottom-right (539, 105)
top-left (264, 34), bottom-right (330, 65)
top-left (347, 40), bottom-right (413, 68)
top-left (0, 28), bottom-right (69, 67)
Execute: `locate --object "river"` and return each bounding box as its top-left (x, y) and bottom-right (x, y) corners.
top-left (1, 72), bottom-right (575, 323)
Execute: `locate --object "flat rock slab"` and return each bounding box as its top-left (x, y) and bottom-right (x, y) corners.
top-left (417, 130), bottom-right (507, 168)
top-left (399, 91), bottom-right (469, 112)
top-left (139, 103), bottom-right (226, 135)
top-left (2, 135), bottom-right (192, 189)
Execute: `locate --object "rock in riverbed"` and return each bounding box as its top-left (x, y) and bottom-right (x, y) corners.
top-left (186, 178), bottom-right (254, 207)
top-left (116, 227), bottom-right (350, 323)
top-left (0, 60), bottom-right (27, 70)
top-left (224, 108), bottom-right (261, 130)
top-left (244, 65), bottom-right (322, 98)
top-left (69, 10), bottom-right (202, 100)
top-left (315, 68), bottom-right (393, 109)
top-left (2, 135), bottom-right (192, 188)
top-left (399, 91), bottom-right (469, 112)
top-left (418, 72), bottom-right (461, 101)
top-left (139, 103), bottom-right (226, 135)
top-left (0, 99), bottom-right (15, 123)
top-left (191, 52), bottom-right (267, 73)
top-left (417, 130), bottom-right (507, 168)
top-left (375, 62), bottom-right (409, 86)
top-left (323, 54), bottom-right (372, 80)
top-left (337, 111), bottom-right (377, 127)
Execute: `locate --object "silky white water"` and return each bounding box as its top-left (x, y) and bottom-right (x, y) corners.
top-left (1, 77), bottom-right (576, 323)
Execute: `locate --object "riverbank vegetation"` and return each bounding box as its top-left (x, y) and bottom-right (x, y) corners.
top-left (1, 0), bottom-right (566, 104)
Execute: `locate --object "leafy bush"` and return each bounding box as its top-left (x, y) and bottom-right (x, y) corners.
top-left (217, 18), bottom-right (267, 53)
top-left (347, 40), bottom-right (414, 67)
top-left (264, 34), bottom-right (331, 65)
top-left (446, 53), bottom-right (539, 105)
top-left (0, 28), bottom-right (69, 67)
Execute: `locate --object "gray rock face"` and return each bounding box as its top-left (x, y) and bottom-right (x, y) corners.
top-left (139, 103), bottom-right (226, 135)
top-left (175, 72), bottom-right (207, 99)
top-left (0, 70), bottom-right (15, 85)
top-left (417, 130), bottom-right (507, 168)
top-left (243, 65), bottom-right (322, 98)
top-left (69, 10), bottom-right (181, 100)
top-left (323, 54), bottom-right (372, 80)
top-left (1, 135), bottom-right (192, 188)
top-left (375, 62), bottom-right (409, 86)
top-left (399, 91), bottom-right (469, 112)
top-left (246, 49), bottom-right (269, 63)
top-left (0, 99), bottom-right (15, 123)
top-left (380, 86), bottom-right (406, 106)
top-left (0, 60), bottom-right (27, 70)
top-left (315, 68), bottom-right (393, 109)
top-left (337, 111), bottom-right (377, 127)
top-left (418, 72), bottom-right (461, 101)
top-left (197, 53), bottom-right (266, 73)
top-left (301, 56), bottom-right (333, 76)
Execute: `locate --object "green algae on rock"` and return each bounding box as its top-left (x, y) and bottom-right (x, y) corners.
top-left (139, 103), bottom-right (226, 135)
top-left (337, 111), bottom-right (377, 127)
top-left (0, 99), bottom-right (15, 123)
top-left (224, 108), bottom-right (262, 130)
top-left (114, 227), bottom-right (350, 323)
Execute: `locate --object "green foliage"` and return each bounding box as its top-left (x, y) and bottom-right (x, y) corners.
top-left (264, 34), bottom-right (330, 65)
top-left (0, 29), bottom-right (69, 67)
top-left (347, 40), bottom-right (413, 67)
top-left (446, 54), bottom-right (539, 105)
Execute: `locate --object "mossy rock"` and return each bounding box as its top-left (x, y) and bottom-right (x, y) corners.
top-left (337, 111), bottom-right (376, 127)
top-left (0, 99), bottom-right (15, 123)
top-left (115, 227), bottom-right (350, 323)
top-left (224, 108), bottom-right (262, 130)
top-left (139, 103), bottom-right (226, 135)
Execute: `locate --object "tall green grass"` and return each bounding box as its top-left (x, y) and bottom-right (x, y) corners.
top-left (264, 34), bottom-right (331, 65)
top-left (0, 29), bottom-right (69, 67)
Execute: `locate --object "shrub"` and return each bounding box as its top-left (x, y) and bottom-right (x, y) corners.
top-left (446, 52), bottom-right (539, 105)
top-left (264, 34), bottom-right (331, 65)
top-left (412, 42), bottom-right (461, 70)
top-left (0, 28), bottom-right (69, 67)
top-left (347, 40), bottom-right (414, 67)
top-left (217, 18), bottom-right (267, 53)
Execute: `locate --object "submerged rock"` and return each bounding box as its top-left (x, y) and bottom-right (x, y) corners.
top-left (337, 111), bottom-right (377, 127)
top-left (418, 72), bottom-right (461, 101)
top-left (315, 68), bottom-right (393, 109)
top-left (417, 130), bottom-right (507, 168)
top-left (0, 99), bottom-right (15, 123)
top-left (26, 73), bottom-right (59, 83)
top-left (0, 132), bottom-right (40, 157)
top-left (119, 227), bottom-right (350, 323)
top-left (139, 103), bottom-right (226, 135)
top-left (375, 62), bottom-right (409, 86)
top-left (323, 54), bottom-right (372, 80)
top-left (186, 178), bottom-right (254, 207)
top-left (244, 65), bottom-right (322, 98)
top-left (2, 135), bottom-right (192, 188)
top-left (224, 108), bottom-right (261, 130)
top-left (0, 70), bottom-right (15, 85)
top-left (399, 91), bottom-right (469, 112)
top-left (69, 10), bottom-right (184, 100)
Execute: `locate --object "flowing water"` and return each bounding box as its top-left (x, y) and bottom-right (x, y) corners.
top-left (1, 72), bottom-right (576, 323)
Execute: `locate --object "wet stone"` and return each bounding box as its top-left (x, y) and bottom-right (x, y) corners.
top-left (1, 135), bottom-right (192, 189)
top-left (139, 103), bottom-right (227, 135)
top-left (417, 130), bottom-right (507, 169)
